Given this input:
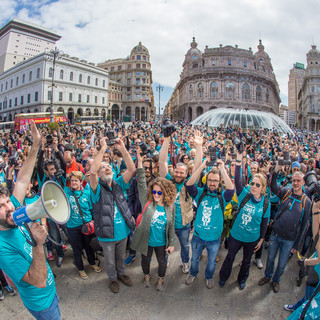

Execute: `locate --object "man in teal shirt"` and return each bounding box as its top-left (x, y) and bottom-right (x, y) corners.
top-left (0, 121), bottom-right (60, 320)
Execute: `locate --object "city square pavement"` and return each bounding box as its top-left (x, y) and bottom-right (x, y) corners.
top-left (2, 238), bottom-right (305, 320)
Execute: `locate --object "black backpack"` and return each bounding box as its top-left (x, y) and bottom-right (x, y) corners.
top-left (196, 189), bottom-right (225, 216)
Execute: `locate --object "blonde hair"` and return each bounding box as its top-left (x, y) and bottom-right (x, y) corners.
top-left (252, 173), bottom-right (267, 197)
top-left (147, 177), bottom-right (177, 205)
top-left (69, 171), bottom-right (84, 182)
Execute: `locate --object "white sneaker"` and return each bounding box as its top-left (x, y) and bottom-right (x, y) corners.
top-left (185, 274), bottom-right (195, 285)
top-left (182, 263), bottom-right (190, 274)
top-left (255, 259), bottom-right (263, 269)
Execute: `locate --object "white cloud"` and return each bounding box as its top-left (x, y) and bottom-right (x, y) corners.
top-left (2, 0), bottom-right (320, 106)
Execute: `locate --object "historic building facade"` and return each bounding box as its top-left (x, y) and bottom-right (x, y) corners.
top-left (98, 42), bottom-right (155, 121)
top-left (298, 45), bottom-right (320, 131)
top-left (164, 38), bottom-right (281, 122)
top-left (0, 52), bottom-right (109, 123)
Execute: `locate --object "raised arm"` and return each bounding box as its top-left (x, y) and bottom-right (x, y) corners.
top-left (115, 138), bottom-right (135, 184)
top-left (186, 158), bottom-right (207, 186)
top-left (192, 130), bottom-right (203, 173)
top-left (159, 137), bottom-right (170, 178)
top-left (12, 121), bottom-right (41, 204)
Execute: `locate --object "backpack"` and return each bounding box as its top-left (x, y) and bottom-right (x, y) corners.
top-left (197, 189), bottom-right (225, 216)
top-left (136, 200), bottom-right (151, 227)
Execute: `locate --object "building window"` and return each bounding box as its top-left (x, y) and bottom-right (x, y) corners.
top-left (14, 97), bottom-right (17, 106)
top-left (143, 56), bottom-right (146, 60)
top-left (102, 97), bottom-right (105, 104)
top-left (131, 56), bottom-right (135, 60)
top-left (79, 74), bottom-right (82, 83)
top-left (78, 94), bottom-right (82, 102)
top-left (244, 60), bottom-right (247, 68)
top-left (20, 95), bottom-right (24, 105)
top-left (49, 68), bottom-right (53, 77)
top-left (87, 95), bottom-right (90, 103)
top-left (29, 71), bottom-right (32, 81)
top-left (127, 64), bottom-right (131, 69)
top-left (142, 64), bottom-right (146, 69)
top-left (102, 80), bottom-right (105, 87)
top-left (136, 63), bottom-right (141, 68)
top-left (60, 70), bottom-right (64, 80)
top-left (95, 78), bottom-right (98, 86)
top-left (22, 74), bottom-right (25, 83)
top-left (126, 94), bottom-right (131, 101)
top-left (16, 77), bottom-right (19, 86)
top-left (118, 65), bottom-right (122, 70)
top-left (242, 83), bottom-right (250, 101)
top-left (266, 89), bottom-right (269, 103)
top-left (48, 91), bottom-right (52, 100)
top-left (111, 67), bottom-right (115, 71)
top-left (59, 92), bottom-right (63, 101)
top-left (10, 79), bottom-right (13, 88)
top-left (95, 96), bottom-right (97, 103)
top-left (189, 84), bottom-right (193, 99)
top-left (210, 82), bottom-right (218, 99)
top-left (27, 94), bottom-right (30, 103)
top-left (9, 99), bottom-right (12, 108)
top-left (69, 93), bottom-right (72, 101)
top-left (70, 72), bottom-right (73, 81)
top-left (0, 84), bottom-right (2, 92)
top-left (225, 82), bottom-right (235, 100)
top-left (198, 82), bottom-right (204, 99)
top-left (256, 85), bottom-right (262, 102)
top-left (137, 55), bottom-right (141, 60)
top-left (136, 78), bottom-right (140, 84)
top-left (37, 68), bottom-right (40, 78)
top-left (87, 76), bottom-right (90, 84)
top-left (35, 92), bottom-right (38, 102)
top-left (228, 58), bottom-right (231, 66)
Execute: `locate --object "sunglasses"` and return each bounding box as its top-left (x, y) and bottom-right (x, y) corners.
top-left (250, 182), bottom-right (261, 188)
top-left (152, 190), bottom-right (163, 195)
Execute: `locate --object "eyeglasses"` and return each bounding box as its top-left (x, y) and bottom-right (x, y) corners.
top-left (143, 166), bottom-right (151, 171)
top-left (207, 179), bottom-right (219, 183)
top-left (152, 190), bottom-right (163, 195)
top-left (250, 182), bottom-right (261, 188)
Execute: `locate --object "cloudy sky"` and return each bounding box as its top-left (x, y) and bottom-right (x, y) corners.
top-left (1, 0), bottom-right (320, 110)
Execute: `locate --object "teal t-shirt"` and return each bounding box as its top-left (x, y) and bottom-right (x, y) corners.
top-left (64, 185), bottom-right (93, 228)
top-left (148, 205), bottom-right (167, 247)
top-left (174, 182), bottom-right (184, 229)
top-left (0, 171), bottom-right (5, 184)
top-left (37, 173), bottom-right (66, 189)
top-left (193, 189), bottom-right (228, 241)
top-left (231, 189), bottom-right (270, 243)
top-left (0, 196), bottom-right (56, 312)
top-left (90, 175), bottom-right (131, 242)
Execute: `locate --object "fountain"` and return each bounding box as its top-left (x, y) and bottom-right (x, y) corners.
top-left (191, 108), bottom-right (293, 135)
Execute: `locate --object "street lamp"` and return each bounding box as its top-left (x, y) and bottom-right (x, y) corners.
top-left (156, 84), bottom-right (163, 122)
top-left (46, 47), bottom-right (63, 123)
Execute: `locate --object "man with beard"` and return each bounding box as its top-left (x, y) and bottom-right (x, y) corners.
top-left (90, 137), bottom-right (136, 293)
top-left (0, 121), bottom-right (61, 319)
top-left (159, 130), bottom-right (203, 274)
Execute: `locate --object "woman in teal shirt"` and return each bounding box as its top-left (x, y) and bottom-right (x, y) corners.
top-left (131, 151), bottom-right (176, 291)
top-left (219, 151), bottom-right (270, 290)
top-left (64, 171), bottom-right (101, 280)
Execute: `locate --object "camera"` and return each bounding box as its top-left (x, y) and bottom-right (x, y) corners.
top-left (25, 136), bottom-right (33, 145)
top-left (278, 151), bottom-right (291, 166)
top-left (8, 156), bottom-right (18, 167)
top-left (0, 162), bottom-right (6, 170)
top-left (304, 171), bottom-right (320, 202)
top-left (243, 133), bottom-right (252, 145)
top-left (73, 126), bottom-right (81, 134)
top-left (106, 131), bottom-right (116, 146)
top-left (46, 134), bottom-right (53, 146)
top-left (259, 154), bottom-right (271, 167)
top-left (162, 119), bottom-right (176, 138)
top-left (232, 138), bottom-right (245, 153)
top-left (139, 142), bottom-right (151, 156)
top-left (207, 146), bottom-right (218, 167)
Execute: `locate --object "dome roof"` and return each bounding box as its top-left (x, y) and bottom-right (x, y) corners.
top-left (186, 37), bottom-right (202, 57)
top-left (253, 39), bottom-right (270, 61)
top-left (307, 45), bottom-right (320, 63)
top-left (191, 108), bottom-right (293, 134)
top-left (131, 42), bottom-right (149, 55)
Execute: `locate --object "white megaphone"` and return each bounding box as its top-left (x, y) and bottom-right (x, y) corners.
top-left (13, 181), bottom-right (70, 227)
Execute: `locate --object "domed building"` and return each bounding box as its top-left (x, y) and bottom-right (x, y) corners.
top-left (164, 38), bottom-right (281, 122)
top-left (98, 42), bottom-right (155, 121)
top-left (298, 45), bottom-right (320, 131)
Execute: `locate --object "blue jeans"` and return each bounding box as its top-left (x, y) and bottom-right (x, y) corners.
top-left (175, 225), bottom-right (191, 263)
top-left (190, 235), bottom-right (220, 280)
top-left (264, 232), bottom-right (294, 283)
top-left (293, 285), bottom-right (315, 310)
top-left (27, 293), bottom-right (61, 320)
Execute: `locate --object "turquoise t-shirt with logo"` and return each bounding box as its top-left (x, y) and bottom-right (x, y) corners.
top-left (230, 189), bottom-right (270, 243)
top-left (64, 185), bottom-right (93, 228)
top-left (148, 205), bottom-right (167, 247)
top-left (174, 182), bottom-right (184, 229)
top-left (0, 196), bottom-right (56, 312)
top-left (0, 171), bottom-right (5, 185)
top-left (90, 175), bottom-right (131, 242)
top-left (193, 188), bottom-right (228, 241)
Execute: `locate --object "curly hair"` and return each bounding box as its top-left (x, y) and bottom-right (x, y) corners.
top-left (147, 177), bottom-right (177, 205)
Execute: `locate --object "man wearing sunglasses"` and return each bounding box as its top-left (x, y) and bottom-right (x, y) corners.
top-left (258, 162), bottom-right (311, 293)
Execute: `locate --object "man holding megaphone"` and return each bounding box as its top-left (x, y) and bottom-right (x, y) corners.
top-left (0, 121), bottom-right (61, 320)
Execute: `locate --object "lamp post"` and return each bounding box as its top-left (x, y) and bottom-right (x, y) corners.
top-left (156, 84), bottom-right (163, 122)
top-left (47, 47), bottom-right (63, 123)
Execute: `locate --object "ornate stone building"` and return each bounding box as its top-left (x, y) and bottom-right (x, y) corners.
top-left (98, 42), bottom-right (155, 121)
top-left (164, 38), bottom-right (281, 122)
top-left (298, 45), bottom-right (320, 131)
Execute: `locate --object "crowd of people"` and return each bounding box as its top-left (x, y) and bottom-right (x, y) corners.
top-left (0, 119), bottom-right (320, 320)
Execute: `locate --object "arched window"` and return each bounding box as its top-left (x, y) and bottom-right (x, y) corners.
top-left (189, 84), bottom-right (193, 99)
top-left (79, 74), bottom-right (82, 83)
top-left (16, 77), bottom-right (19, 86)
top-left (225, 82), bottom-right (235, 100)
top-left (266, 88), bottom-right (270, 103)
top-left (102, 79), bottom-right (106, 87)
top-left (87, 76), bottom-right (90, 84)
top-left (198, 82), bottom-right (204, 99)
top-left (49, 68), bottom-right (53, 78)
top-left (36, 68), bottom-right (40, 79)
top-left (29, 71), bottom-right (32, 81)
top-left (95, 78), bottom-right (98, 86)
top-left (256, 85), bottom-right (262, 102)
top-left (242, 83), bottom-right (250, 101)
top-left (60, 70), bottom-right (64, 80)
top-left (210, 82), bottom-right (218, 99)
top-left (70, 72), bottom-right (73, 81)
top-left (22, 74), bottom-right (25, 83)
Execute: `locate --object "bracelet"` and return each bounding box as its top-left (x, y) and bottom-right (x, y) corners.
top-left (236, 160), bottom-right (242, 163)
top-left (313, 211), bottom-right (320, 216)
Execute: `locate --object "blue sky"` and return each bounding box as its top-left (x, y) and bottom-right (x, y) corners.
top-left (1, 0), bottom-right (320, 112)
